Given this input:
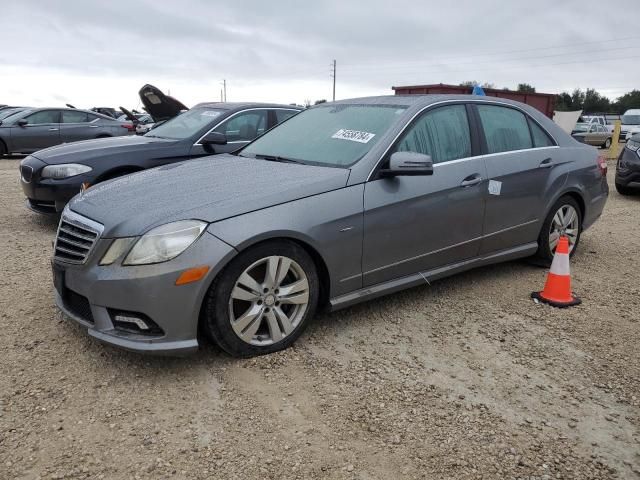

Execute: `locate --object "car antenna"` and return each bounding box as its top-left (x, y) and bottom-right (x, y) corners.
top-left (66, 103), bottom-right (76, 109)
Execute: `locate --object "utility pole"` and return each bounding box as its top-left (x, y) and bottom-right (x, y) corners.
top-left (330, 60), bottom-right (336, 101)
top-left (220, 79), bottom-right (227, 102)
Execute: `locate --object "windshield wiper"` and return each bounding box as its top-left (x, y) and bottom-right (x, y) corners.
top-left (254, 154), bottom-right (304, 165)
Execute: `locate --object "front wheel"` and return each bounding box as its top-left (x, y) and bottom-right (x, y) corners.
top-left (203, 240), bottom-right (319, 357)
top-left (534, 196), bottom-right (582, 265)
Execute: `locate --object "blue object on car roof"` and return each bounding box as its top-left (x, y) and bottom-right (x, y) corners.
top-left (472, 84), bottom-right (486, 96)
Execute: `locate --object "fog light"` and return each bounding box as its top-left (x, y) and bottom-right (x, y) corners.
top-left (114, 314), bottom-right (150, 330)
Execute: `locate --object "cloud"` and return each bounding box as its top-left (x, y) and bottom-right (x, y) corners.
top-left (1, 0), bottom-right (638, 108)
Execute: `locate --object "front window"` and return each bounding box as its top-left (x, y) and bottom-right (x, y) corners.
top-left (241, 103), bottom-right (408, 168)
top-left (390, 104), bottom-right (471, 163)
top-left (214, 110), bottom-right (268, 142)
top-left (145, 108), bottom-right (226, 140)
top-left (22, 110), bottom-right (60, 125)
top-left (622, 114), bottom-right (640, 125)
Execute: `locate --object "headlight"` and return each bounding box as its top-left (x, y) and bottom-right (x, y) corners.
top-left (123, 220), bottom-right (207, 265)
top-left (626, 140), bottom-right (639, 152)
top-left (99, 238), bottom-right (136, 266)
top-left (41, 163), bottom-right (92, 179)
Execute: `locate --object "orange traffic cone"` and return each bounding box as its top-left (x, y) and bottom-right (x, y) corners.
top-left (531, 236), bottom-right (581, 308)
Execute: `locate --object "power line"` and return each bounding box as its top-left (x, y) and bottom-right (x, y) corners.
top-left (341, 46), bottom-right (637, 73)
top-left (343, 35), bottom-right (640, 68)
top-left (339, 54), bottom-right (640, 79)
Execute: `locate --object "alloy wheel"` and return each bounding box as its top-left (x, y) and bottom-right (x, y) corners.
top-left (228, 255), bottom-right (310, 346)
top-left (548, 204), bottom-right (579, 252)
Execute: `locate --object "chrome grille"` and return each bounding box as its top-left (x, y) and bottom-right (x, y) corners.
top-left (54, 210), bottom-right (103, 264)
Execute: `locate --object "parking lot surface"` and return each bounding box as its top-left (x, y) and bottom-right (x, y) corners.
top-left (0, 158), bottom-right (638, 479)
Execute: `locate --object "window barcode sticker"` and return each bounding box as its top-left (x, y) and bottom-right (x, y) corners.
top-left (332, 129), bottom-right (376, 143)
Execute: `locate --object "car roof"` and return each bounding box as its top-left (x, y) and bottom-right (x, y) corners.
top-left (191, 102), bottom-right (303, 111)
top-left (329, 94), bottom-right (540, 109)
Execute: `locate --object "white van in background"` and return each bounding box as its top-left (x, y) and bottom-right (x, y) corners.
top-left (622, 109), bottom-right (640, 140)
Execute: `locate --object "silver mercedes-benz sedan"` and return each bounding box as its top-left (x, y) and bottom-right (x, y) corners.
top-left (51, 95), bottom-right (608, 357)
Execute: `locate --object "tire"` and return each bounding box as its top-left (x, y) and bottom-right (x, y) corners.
top-left (0, 140), bottom-right (7, 156)
top-left (96, 134), bottom-right (111, 139)
top-left (603, 138), bottom-right (612, 149)
top-left (202, 240), bottom-right (319, 357)
top-left (534, 195), bottom-right (582, 266)
top-left (615, 183), bottom-right (636, 196)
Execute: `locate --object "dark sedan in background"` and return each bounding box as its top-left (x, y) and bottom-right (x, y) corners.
top-left (615, 133), bottom-right (640, 195)
top-left (20, 102), bottom-right (301, 213)
top-left (0, 107), bottom-right (133, 156)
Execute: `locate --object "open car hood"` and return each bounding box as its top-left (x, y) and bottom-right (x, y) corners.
top-left (139, 84), bottom-right (188, 122)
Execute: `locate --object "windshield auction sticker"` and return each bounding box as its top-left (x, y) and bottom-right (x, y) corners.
top-left (332, 129), bottom-right (376, 143)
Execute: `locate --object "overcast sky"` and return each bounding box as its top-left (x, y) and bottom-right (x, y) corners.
top-left (2, 0), bottom-right (638, 110)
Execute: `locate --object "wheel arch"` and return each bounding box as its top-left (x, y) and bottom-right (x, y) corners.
top-left (197, 233), bottom-right (332, 332)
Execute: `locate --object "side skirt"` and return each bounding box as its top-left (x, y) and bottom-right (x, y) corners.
top-left (329, 242), bottom-right (538, 311)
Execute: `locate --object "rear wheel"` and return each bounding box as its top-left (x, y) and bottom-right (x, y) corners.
top-left (603, 138), bottom-right (612, 149)
top-left (534, 196), bottom-right (582, 265)
top-left (0, 140), bottom-right (7, 156)
top-left (203, 240), bottom-right (319, 357)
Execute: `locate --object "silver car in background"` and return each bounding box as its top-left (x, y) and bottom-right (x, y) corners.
top-left (51, 95), bottom-right (608, 357)
top-left (0, 107), bottom-right (133, 155)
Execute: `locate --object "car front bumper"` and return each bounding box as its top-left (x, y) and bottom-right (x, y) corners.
top-left (20, 155), bottom-right (89, 214)
top-left (53, 228), bottom-right (237, 355)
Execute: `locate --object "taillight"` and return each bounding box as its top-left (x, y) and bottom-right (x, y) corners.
top-left (597, 155), bottom-right (607, 176)
top-left (121, 123), bottom-right (135, 132)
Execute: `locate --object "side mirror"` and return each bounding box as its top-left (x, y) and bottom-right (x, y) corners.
top-left (201, 131), bottom-right (227, 146)
top-left (17, 119), bottom-right (28, 127)
top-left (380, 151), bottom-right (434, 177)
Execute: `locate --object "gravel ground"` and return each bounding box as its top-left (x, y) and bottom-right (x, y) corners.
top-left (0, 158), bottom-right (638, 480)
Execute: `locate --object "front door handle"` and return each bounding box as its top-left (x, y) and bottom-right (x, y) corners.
top-left (89, 125), bottom-right (99, 128)
top-left (539, 157), bottom-right (553, 168)
top-left (48, 128), bottom-right (59, 131)
top-left (460, 173), bottom-right (483, 187)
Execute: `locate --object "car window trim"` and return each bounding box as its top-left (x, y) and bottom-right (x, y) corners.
top-left (367, 99), bottom-right (559, 181)
top-left (193, 108), bottom-right (300, 146)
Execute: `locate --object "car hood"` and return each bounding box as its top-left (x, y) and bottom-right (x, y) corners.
top-left (68, 154), bottom-right (351, 238)
top-left (139, 84), bottom-right (188, 121)
top-left (30, 135), bottom-right (179, 164)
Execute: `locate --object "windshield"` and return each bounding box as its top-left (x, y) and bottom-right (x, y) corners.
top-left (145, 108), bottom-right (225, 140)
top-left (622, 115), bottom-right (640, 125)
top-left (573, 123), bottom-right (589, 132)
top-left (240, 103), bottom-right (408, 168)
top-left (0, 108), bottom-right (26, 121)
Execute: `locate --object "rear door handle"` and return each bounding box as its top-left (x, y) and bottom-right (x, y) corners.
top-left (460, 173), bottom-right (483, 187)
top-left (539, 157), bottom-right (553, 168)
top-left (89, 125), bottom-right (99, 128)
top-left (48, 128), bottom-right (59, 131)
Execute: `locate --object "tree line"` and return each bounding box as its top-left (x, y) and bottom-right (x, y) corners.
top-left (459, 81), bottom-right (640, 114)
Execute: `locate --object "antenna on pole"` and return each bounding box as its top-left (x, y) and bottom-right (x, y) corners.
top-left (330, 60), bottom-right (336, 101)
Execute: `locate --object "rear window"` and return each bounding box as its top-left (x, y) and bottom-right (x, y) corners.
top-left (477, 105), bottom-right (532, 154)
top-left (62, 111), bottom-right (89, 123)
